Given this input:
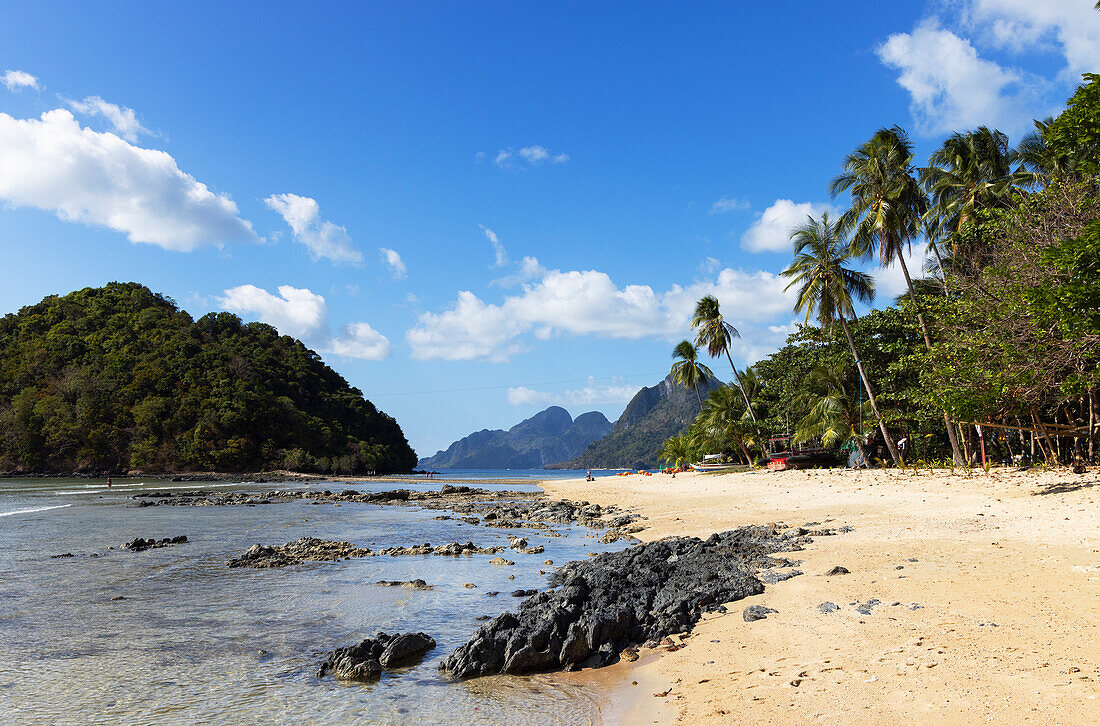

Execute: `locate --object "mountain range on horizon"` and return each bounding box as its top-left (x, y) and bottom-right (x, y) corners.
top-left (417, 406), bottom-right (612, 470)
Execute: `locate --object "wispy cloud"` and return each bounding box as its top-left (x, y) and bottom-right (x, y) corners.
top-left (507, 376), bottom-right (642, 407)
top-left (709, 196), bottom-right (750, 214)
top-left (1, 69), bottom-right (37, 91)
top-left (264, 193), bottom-right (362, 265)
top-left (480, 225), bottom-right (508, 267)
top-left (491, 145), bottom-right (569, 169)
top-left (65, 96), bottom-right (153, 143)
top-left (0, 109), bottom-right (257, 250)
top-left (379, 247), bottom-right (407, 279)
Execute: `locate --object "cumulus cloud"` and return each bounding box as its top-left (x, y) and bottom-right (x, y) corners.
top-left (710, 196), bottom-right (750, 214)
top-left (963, 0), bottom-right (1100, 81)
top-left (507, 377), bottom-right (643, 407)
top-left (877, 18), bottom-right (1045, 135)
top-left (0, 109), bottom-right (257, 250)
top-left (264, 193), bottom-right (362, 265)
top-left (218, 284), bottom-right (391, 360)
top-left (406, 261), bottom-right (795, 362)
top-left (2, 69), bottom-right (37, 91)
top-left (740, 199), bottom-right (837, 253)
top-left (871, 244), bottom-right (931, 305)
top-left (65, 96), bottom-right (152, 143)
top-left (380, 247), bottom-right (407, 279)
top-left (493, 145), bottom-right (569, 169)
top-left (480, 225), bottom-right (507, 267)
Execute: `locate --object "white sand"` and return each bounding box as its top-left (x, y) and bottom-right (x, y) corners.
top-left (542, 467), bottom-right (1100, 725)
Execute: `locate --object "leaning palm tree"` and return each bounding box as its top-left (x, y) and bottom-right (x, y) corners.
top-left (830, 125), bottom-right (965, 464)
top-left (690, 296), bottom-right (758, 423)
top-left (794, 360), bottom-right (876, 467)
top-left (698, 385), bottom-right (756, 463)
top-left (781, 212), bottom-right (901, 465)
top-left (670, 340), bottom-right (713, 407)
top-left (658, 433), bottom-right (693, 469)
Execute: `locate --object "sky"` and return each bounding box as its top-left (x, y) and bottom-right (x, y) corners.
top-left (1, 1), bottom-right (1098, 458)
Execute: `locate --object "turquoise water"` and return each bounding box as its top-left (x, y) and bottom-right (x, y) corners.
top-left (0, 477), bottom-right (631, 725)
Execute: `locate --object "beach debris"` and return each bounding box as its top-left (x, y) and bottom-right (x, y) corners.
top-left (123, 535), bottom-right (188, 552)
top-left (743, 605), bottom-right (778, 622)
top-left (317, 632), bottom-right (436, 680)
top-left (226, 537), bottom-right (369, 568)
top-left (439, 524), bottom-right (820, 678)
top-left (824, 565), bottom-right (850, 576)
top-left (817, 602), bottom-right (840, 614)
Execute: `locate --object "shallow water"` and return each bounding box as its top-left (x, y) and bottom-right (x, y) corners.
top-left (0, 477), bottom-right (630, 725)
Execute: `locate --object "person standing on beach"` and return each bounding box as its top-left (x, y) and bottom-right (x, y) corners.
top-left (107, 476), bottom-right (112, 488)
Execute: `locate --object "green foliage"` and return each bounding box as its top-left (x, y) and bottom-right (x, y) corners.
top-left (0, 283), bottom-right (417, 474)
top-left (1028, 219), bottom-right (1100, 337)
top-left (1045, 73), bottom-right (1100, 174)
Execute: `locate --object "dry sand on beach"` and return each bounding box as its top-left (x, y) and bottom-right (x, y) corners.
top-left (542, 467), bottom-right (1100, 725)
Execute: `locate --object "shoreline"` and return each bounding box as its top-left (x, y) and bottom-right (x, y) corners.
top-left (541, 467), bottom-right (1100, 724)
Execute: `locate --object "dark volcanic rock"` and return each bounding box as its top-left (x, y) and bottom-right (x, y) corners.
top-left (824, 566), bottom-right (850, 576)
top-left (743, 605), bottom-right (777, 622)
top-left (439, 524), bottom-right (814, 678)
top-left (124, 535), bottom-right (187, 552)
top-left (317, 632), bottom-right (436, 680)
top-left (375, 579), bottom-right (433, 590)
top-left (227, 537), bottom-right (371, 568)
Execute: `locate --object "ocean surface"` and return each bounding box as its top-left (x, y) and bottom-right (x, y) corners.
top-left (0, 472), bottom-right (632, 725)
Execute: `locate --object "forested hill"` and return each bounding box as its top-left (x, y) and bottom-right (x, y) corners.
top-left (0, 283), bottom-right (417, 474)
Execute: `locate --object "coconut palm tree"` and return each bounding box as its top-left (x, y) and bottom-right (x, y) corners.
top-left (690, 295), bottom-right (758, 423)
top-left (658, 433), bottom-right (693, 470)
top-left (920, 126), bottom-right (1030, 269)
top-left (1016, 117), bottom-right (1076, 188)
top-left (670, 340), bottom-right (713, 408)
top-left (830, 125), bottom-right (966, 464)
top-left (697, 385), bottom-right (756, 463)
top-left (781, 212), bottom-right (901, 465)
top-left (794, 360), bottom-right (876, 467)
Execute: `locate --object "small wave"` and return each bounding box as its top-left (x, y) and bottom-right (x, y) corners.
top-left (0, 503), bottom-right (74, 518)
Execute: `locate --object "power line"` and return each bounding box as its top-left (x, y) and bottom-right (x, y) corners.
top-left (370, 372), bottom-right (666, 397)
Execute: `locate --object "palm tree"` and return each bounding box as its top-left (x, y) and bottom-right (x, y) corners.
top-left (658, 433), bottom-right (693, 470)
top-left (690, 295), bottom-right (758, 423)
top-left (670, 340), bottom-right (713, 407)
top-left (697, 385), bottom-right (756, 463)
top-left (830, 125), bottom-right (966, 465)
top-left (920, 126), bottom-right (1030, 268)
top-left (1017, 117), bottom-right (1076, 188)
top-left (794, 360), bottom-right (876, 467)
top-left (781, 212), bottom-right (901, 465)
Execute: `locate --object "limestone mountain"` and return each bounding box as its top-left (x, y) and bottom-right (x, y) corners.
top-left (418, 406), bottom-right (612, 469)
top-left (552, 373), bottom-right (721, 470)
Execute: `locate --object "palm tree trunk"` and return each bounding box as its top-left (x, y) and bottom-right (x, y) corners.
top-left (722, 348), bottom-right (758, 423)
top-left (894, 243), bottom-right (966, 465)
top-left (930, 242), bottom-right (950, 295)
top-left (840, 316), bottom-right (901, 466)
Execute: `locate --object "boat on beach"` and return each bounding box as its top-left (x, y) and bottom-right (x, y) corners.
top-left (689, 454), bottom-right (744, 472)
top-left (764, 436), bottom-right (842, 470)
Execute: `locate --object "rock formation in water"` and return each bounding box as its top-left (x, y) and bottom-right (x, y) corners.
top-left (318, 632), bottom-right (437, 680)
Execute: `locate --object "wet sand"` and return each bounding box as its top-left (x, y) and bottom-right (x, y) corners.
top-left (542, 467), bottom-right (1100, 725)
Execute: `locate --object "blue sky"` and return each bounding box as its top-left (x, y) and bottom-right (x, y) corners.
top-left (1, 1), bottom-right (1097, 457)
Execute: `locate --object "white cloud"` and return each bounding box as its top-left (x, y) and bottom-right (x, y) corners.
top-left (406, 260), bottom-right (795, 362)
top-left (507, 377), bottom-right (642, 407)
top-left (380, 247), bottom-right (407, 279)
top-left (872, 244), bottom-right (931, 304)
top-left (65, 96), bottom-right (151, 142)
top-left (877, 18), bottom-right (1045, 135)
top-left (710, 196), bottom-right (750, 214)
top-left (2, 70), bottom-right (37, 91)
top-left (0, 109), bottom-right (257, 250)
top-left (493, 145), bottom-right (569, 169)
top-left (264, 193), bottom-right (361, 265)
top-left (740, 199), bottom-right (836, 253)
top-left (218, 284), bottom-right (391, 360)
top-left (964, 0), bottom-right (1100, 81)
top-left (480, 225), bottom-right (508, 267)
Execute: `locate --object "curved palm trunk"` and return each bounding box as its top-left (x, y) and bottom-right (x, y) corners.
top-left (839, 316), bottom-right (901, 466)
top-left (722, 348), bottom-right (758, 423)
top-left (930, 242), bottom-right (950, 295)
top-left (893, 241), bottom-right (966, 465)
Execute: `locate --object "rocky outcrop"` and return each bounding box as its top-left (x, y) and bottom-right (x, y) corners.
top-left (226, 537), bottom-right (371, 568)
top-left (375, 579), bottom-right (433, 590)
top-left (376, 541), bottom-right (505, 557)
top-left (317, 632), bottom-right (436, 680)
top-left (440, 525), bottom-right (814, 678)
top-left (123, 535), bottom-right (187, 552)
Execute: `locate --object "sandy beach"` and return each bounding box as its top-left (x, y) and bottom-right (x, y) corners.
top-left (541, 467), bottom-right (1100, 725)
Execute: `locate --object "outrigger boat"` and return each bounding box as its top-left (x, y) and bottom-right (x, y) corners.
top-left (689, 454), bottom-right (743, 472)
top-left (765, 436), bottom-right (842, 471)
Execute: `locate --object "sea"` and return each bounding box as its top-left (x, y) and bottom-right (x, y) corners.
top-left (0, 471), bottom-right (636, 725)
